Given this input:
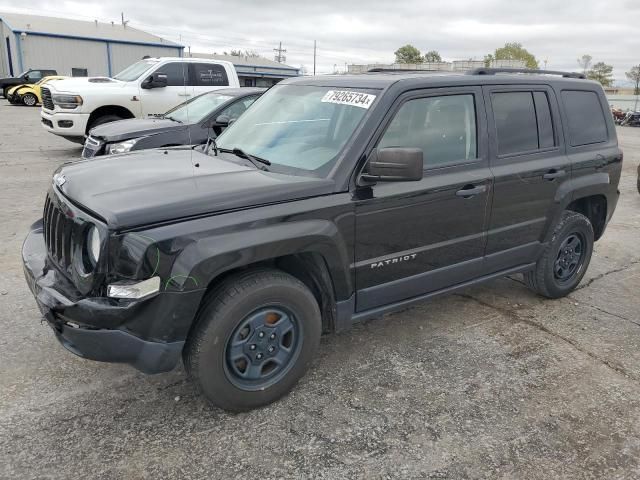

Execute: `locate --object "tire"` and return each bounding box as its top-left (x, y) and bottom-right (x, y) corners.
top-left (22, 93), bottom-right (37, 107)
top-left (184, 269), bottom-right (322, 411)
top-left (88, 114), bottom-right (124, 132)
top-left (524, 211), bottom-right (594, 299)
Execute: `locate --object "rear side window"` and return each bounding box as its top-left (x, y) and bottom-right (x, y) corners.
top-left (533, 92), bottom-right (555, 148)
top-left (192, 63), bottom-right (229, 87)
top-left (561, 90), bottom-right (608, 147)
top-left (378, 94), bottom-right (477, 166)
top-left (492, 91), bottom-right (557, 156)
top-left (158, 62), bottom-right (188, 86)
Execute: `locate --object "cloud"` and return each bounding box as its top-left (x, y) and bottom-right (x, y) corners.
top-left (1, 0), bottom-right (639, 82)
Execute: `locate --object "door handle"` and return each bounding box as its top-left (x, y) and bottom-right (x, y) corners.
top-left (456, 184), bottom-right (487, 198)
top-left (543, 169), bottom-right (566, 180)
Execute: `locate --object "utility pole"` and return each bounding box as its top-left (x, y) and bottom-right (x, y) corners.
top-left (121, 12), bottom-right (129, 28)
top-left (313, 40), bottom-right (317, 75)
top-left (274, 42), bottom-right (287, 63)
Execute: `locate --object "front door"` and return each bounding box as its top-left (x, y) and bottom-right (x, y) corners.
top-left (139, 62), bottom-right (191, 118)
top-left (354, 87), bottom-right (492, 311)
top-left (482, 85), bottom-right (571, 272)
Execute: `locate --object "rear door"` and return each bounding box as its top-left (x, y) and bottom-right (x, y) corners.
top-left (190, 63), bottom-right (231, 97)
top-left (354, 87), bottom-right (492, 311)
top-left (139, 61), bottom-right (190, 118)
top-left (483, 85), bottom-right (570, 272)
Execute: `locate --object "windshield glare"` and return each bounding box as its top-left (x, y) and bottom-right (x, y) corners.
top-left (215, 85), bottom-right (377, 175)
top-left (165, 92), bottom-right (233, 123)
top-left (113, 60), bottom-right (158, 82)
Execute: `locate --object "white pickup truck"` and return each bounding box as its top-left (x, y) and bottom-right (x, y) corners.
top-left (40, 57), bottom-right (239, 143)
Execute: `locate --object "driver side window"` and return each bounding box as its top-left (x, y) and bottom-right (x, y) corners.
top-left (379, 94), bottom-right (477, 167)
top-left (219, 96), bottom-right (258, 120)
top-left (156, 63), bottom-right (187, 86)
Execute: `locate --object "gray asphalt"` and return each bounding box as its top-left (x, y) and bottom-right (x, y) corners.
top-left (1, 101), bottom-right (639, 480)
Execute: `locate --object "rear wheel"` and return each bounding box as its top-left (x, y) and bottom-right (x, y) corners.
top-left (184, 269), bottom-right (322, 411)
top-left (524, 211), bottom-right (594, 298)
top-left (22, 93), bottom-right (37, 106)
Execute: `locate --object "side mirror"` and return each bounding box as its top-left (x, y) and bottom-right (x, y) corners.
top-left (141, 72), bottom-right (168, 89)
top-left (214, 114), bottom-right (230, 127)
top-left (23, 74), bottom-right (30, 81)
top-left (362, 147), bottom-right (423, 182)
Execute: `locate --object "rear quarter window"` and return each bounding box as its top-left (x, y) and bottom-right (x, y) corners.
top-left (561, 90), bottom-right (608, 147)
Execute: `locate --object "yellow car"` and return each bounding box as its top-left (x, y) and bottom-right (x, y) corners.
top-left (6, 76), bottom-right (66, 106)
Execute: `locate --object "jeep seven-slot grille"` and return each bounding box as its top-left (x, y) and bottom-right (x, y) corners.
top-left (43, 194), bottom-right (73, 271)
top-left (41, 87), bottom-right (54, 110)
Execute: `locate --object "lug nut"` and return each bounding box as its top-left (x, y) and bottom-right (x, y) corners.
top-left (258, 332), bottom-right (265, 338)
top-left (249, 344), bottom-right (256, 350)
top-left (268, 346), bottom-right (275, 353)
top-left (256, 353), bottom-right (263, 359)
top-left (270, 333), bottom-right (276, 340)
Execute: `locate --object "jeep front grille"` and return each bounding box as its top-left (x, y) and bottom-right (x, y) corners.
top-left (41, 87), bottom-right (54, 110)
top-left (43, 193), bottom-right (73, 271)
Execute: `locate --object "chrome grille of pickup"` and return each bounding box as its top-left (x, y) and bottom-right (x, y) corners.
top-left (43, 194), bottom-right (73, 271)
top-left (41, 87), bottom-right (54, 110)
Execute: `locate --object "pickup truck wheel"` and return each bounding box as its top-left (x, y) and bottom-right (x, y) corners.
top-left (22, 93), bottom-right (37, 106)
top-left (184, 269), bottom-right (321, 411)
top-left (88, 114), bottom-right (124, 131)
top-left (524, 211), bottom-right (594, 298)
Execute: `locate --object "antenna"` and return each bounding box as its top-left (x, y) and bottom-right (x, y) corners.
top-left (121, 12), bottom-right (129, 28)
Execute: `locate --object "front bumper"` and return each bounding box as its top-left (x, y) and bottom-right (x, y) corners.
top-left (41, 109), bottom-right (89, 138)
top-left (22, 221), bottom-right (193, 374)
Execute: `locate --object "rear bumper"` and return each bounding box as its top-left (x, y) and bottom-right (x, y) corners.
top-left (41, 109), bottom-right (89, 138)
top-left (22, 221), bottom-right (194, 374)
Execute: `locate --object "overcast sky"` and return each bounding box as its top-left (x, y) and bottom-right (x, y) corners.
top-left (2, 0), bottom-right (639, 84)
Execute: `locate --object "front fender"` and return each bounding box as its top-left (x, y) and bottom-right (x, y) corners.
top-left (173, 219), bottom-right (353, 300)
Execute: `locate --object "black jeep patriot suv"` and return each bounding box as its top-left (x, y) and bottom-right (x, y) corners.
top-left (22, 68), bottom-right (622, 411)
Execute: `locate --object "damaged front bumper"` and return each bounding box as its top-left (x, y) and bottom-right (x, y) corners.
top-left (22, 220), bottom-right (200, 374)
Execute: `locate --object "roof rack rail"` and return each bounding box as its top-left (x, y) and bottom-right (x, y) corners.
top-left (367, 67), bottom-right (448, 73)
top-left (467, 67), bottom-right (586, 79)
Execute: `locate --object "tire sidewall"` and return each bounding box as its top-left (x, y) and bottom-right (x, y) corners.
top-left (542, 214), bottom-right (594, 297)
top-left (194, 277), bottom-right (321, 411)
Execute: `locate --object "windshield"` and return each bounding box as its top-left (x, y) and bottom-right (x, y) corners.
top-left (215, 85), bottom-right (377, 175)
top-left (165, 92), bottom-right (233, 123)
top-left (113, 60), bottom-right (159, 82)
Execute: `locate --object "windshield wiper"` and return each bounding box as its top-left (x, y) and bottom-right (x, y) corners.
top-left (219, 147), bottom-right (271, 171)
top-left (164, 115), bottom-right (182, 124)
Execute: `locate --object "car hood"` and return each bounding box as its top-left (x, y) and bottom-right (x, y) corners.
top-left (55, 148), bottom-right (334, 229)
top-left (89, 118), bottom-right (186, 142)
top-left (46, 77), bottom-right (124, 93)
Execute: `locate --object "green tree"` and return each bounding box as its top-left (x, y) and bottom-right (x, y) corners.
top-left (587, 62), bottom-right (614, 87)
top-left (626, 65), bottom-right (640, 95)
top-left (394, 44), bottom-right (423, 64)
top-left (485, 42), bottom-right (539, 69)
top-left (423, 50), bottom-right (442, 63)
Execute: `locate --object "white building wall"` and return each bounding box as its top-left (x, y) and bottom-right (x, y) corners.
top-left (21, 35), bottom-right (108, 76)
top-left (109, 43), bottom-right (182, 76)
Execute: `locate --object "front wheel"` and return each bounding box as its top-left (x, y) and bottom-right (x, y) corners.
top-left (525, 211), bottom-right (594, 298)
top-left (184, 269), bottom-right (322, 411)
top-left (22, 93), bottom-right (38, 106)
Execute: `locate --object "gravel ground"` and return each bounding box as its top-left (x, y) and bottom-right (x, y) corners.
top-left (1, 101), bottom-right (639, 480)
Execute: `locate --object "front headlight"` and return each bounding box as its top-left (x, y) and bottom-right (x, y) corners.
top-left (107, 138), bottom-right (139, 155)
top-left (52, 94), bottom-right (83, 109)
top-left (87, 225), bottom-right (101, 266)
